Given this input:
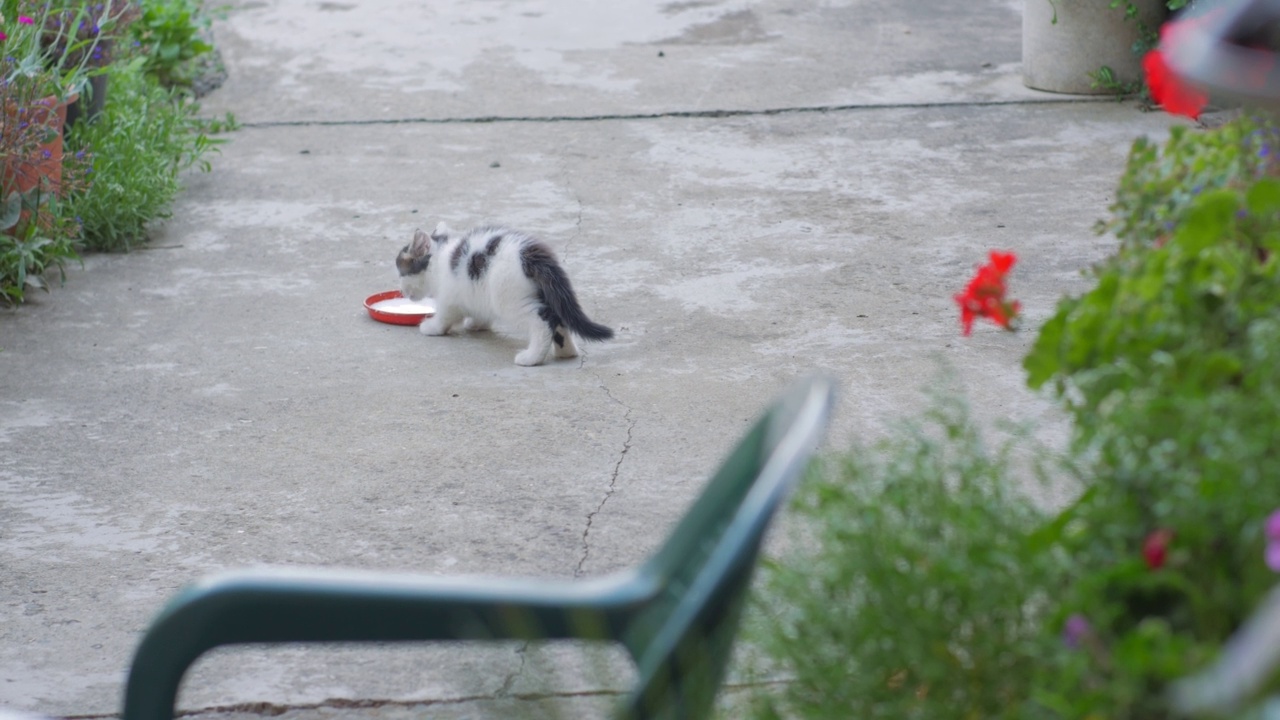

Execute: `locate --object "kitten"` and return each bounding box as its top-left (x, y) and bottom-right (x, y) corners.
top-left (395, 222), bottom-right (614, 366)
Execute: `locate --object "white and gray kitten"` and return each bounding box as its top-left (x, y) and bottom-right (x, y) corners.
top-left (395, 222), bottom-right (613, 366)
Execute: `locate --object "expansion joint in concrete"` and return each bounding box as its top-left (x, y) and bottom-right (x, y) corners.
top-left (235, 96), bottom-right (1116, 130)
top-left (56, 679), bottom-right (795, 720)
top-left (61, 688), bottom-right (633, 720)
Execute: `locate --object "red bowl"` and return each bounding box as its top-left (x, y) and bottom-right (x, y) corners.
top-left (364, 290), bottom-right (435, 326)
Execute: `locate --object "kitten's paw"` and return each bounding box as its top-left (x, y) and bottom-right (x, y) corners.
top-left (515, 349), bottom-right (546, 366)
top-left (419, 319), bottom-right (449, 336)
top-left (554, 343), bottom-right (579, 359)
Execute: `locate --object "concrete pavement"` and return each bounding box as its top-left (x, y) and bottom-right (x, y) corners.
top-left (1, 0), bottom-right (1185, 717)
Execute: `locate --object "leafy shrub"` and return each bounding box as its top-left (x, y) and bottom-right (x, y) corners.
top-left (0, 0), bottom-right (109, 305)
top-left (40, 0), bottom-right (141, 73)
top-left (64, 56), bottom-right (226, 251)
top-left (0, 0), bottom-right (231, 299)
top-left (1022, 136), bottom-right (1280, 719)
top-left (745, 395), bottom-right (1061, 720)
top-left (1098, 116), bottom-right (1280, 251)
top-left (130, 0), bottom-right (215, 89)
top-left (745, 113), bottom-right (1280, 719)
top-left (0, 220), bottom-right (80, 304)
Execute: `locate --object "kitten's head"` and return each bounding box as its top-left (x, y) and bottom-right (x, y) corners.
top-left (395, 223), bottom-right (449, 300)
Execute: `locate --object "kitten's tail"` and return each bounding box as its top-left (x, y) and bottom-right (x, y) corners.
top-left (525, 245), bottom-right (614, 342)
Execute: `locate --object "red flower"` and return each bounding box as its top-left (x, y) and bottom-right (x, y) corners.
top-left (1143, 528), bottom-right (1175, 570)
top-left (955, 251), bottom-right (1021, 336)
top-left (1144, 50), bottom-right (1207, 120)
top-left (1143, 20), bottom-right (1209, 120)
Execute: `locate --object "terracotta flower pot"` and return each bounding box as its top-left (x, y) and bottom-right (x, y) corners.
top-left (1, 93), bottom-right (76, 235)
top-left (1023, 0), bottom-right (1169, 94)
top-left (2, 93), bottom-right (72, 200)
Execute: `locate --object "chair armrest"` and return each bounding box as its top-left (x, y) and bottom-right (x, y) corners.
top-left (123, 566), bottom-right (656, 720)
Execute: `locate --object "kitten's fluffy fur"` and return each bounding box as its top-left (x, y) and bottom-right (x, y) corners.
top-left (396, 222), bottom-right (613, 366)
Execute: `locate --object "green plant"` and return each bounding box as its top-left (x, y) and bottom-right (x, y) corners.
top-left (1027, 126), bottom-right (1280, 461)
top-left (1090, 64), bottom-right (1144, 96)
top-left (41, 0), bottom-right (141, 72)
top-left (743, 393), bottom-right (1062, 720)
top-left (1020, 163), bottom-right (1280, 718)
top-left (64, 55), bottom-right (228, 251)
top-left (0, 208), bottom-right (80, 304)
top-left (130, 0), bottom-right (215, 89)
top-left (743, 114), bottom-right (1280, 719)
top-left (1098, 116), bottom-right (1279, 251)
top-left (1124, 0), bottom-right (1188, 41)
top-left (0, 134), bottom-right (93, 303)
top-left (1084, 0), bottom-right (1190, 100)
top-left (1112, 0), bottom-right (1186, 55)
top-left (0, 2), bottom-right (107, 304)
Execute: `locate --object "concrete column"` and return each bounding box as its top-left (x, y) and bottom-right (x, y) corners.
top-left (1023, 0), bottom-right (1168, 94)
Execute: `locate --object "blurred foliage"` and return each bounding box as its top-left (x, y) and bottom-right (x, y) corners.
top-left (744, 114), bottom-right (1280, 719)
top-left (65, 55), bottom-right (231, 252)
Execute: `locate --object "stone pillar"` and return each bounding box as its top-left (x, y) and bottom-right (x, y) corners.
top-left (1023, 0), bottom-right (1168, 94)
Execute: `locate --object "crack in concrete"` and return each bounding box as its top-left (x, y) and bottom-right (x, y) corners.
top-left (495, 640), bottom-right (531, 698)
top-left (574, 378), bottom-right (635, 578)
top-left (236, 96), bottom-right (1116, 129)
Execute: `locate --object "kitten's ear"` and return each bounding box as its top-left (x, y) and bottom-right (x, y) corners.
top-left (409, 228), bottom-right (431, 257)
top-left (431, 221), bottom-right (451, 243)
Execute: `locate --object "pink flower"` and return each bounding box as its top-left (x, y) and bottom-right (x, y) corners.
top-left (16, 15), bottom-right (32, 25)
top-left (1143, 528), bottom-right (1174, 570)
top-left (0, 31), bottom-right (8, 42)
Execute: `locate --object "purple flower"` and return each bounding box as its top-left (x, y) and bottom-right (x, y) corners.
top-left (1063, 613), bottom-right (1091, 649)
top-left (1266, 510), bottom-right (1280, 572)
top-left (1267, 544), bottom-right (1280, 573)
top-left (1266, 510), bottom-right (1280, 540)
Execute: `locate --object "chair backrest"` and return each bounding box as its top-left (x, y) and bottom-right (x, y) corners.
top-left (618, 376), bottom-right (835, 719)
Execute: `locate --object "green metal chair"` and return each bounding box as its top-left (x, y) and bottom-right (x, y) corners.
top-left (123, 376), bottom-right (835, 720)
